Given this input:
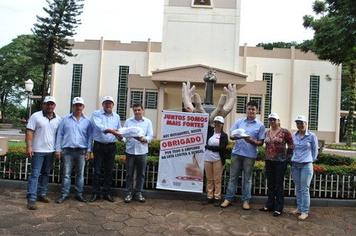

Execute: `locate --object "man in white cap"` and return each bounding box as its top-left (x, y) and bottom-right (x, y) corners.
top-left (26, 96), bottom-right (61, 210)
top-left (55, 97), bottom-right (92, 203)
top-left (90, 96), bottom-right (123, 202)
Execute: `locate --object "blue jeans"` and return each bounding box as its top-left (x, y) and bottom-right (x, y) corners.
top-left (27, 152), bottom-right (54, 202)
top-left (291, 162), bottom-right (313, 214)
top-left (61, 148), bottom-right (86, 197)
top-left (224, 155), bottom-right (255, 202)
top-left (125, 153), bottom-right (147, 194)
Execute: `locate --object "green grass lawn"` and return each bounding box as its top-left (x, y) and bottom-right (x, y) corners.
top-left (8, 140), bottom-right (26, 149)
top-left (325, 143), bottom-right (356, 151)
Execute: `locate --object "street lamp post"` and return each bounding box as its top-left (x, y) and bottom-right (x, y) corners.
top-left (25, 79), bottom-right (34, 120)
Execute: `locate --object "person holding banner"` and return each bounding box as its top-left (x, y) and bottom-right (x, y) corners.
top-left (202, 116), bottom-right (228, 207)
top-left (123, 103), bottom-right (153, 203)
top-left (221, 100), bottom-right (265, 210)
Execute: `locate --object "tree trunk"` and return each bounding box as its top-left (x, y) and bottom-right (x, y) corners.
top-left (346, 61), bottom-right (356, 146)
top-left (41, 63), bottom-right (50, 99)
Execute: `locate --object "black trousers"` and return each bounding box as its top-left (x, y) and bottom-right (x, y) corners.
top-left (265, 160), bottom-right (287, 212)
top-left (92, 141), bottom-right (116, 195)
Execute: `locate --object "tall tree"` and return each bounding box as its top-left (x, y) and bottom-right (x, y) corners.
top-left (32, 0), bottom-right (84, 98)
top-left (302, 0), bottom-right (356, 146)
top-left (0, 35), bottom-right (42, 122)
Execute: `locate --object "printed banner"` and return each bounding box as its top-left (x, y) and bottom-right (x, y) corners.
top-left (156, 110), bottom-right (209, 193)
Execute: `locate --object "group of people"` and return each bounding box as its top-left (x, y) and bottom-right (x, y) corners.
top-left (202, 101), bottom-right (318, 220)
top-left (26, 95), bottom-right (153, 210)
top-left (25, 96), bottom-right (318, 221)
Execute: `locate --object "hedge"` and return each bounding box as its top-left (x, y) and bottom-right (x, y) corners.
top-left (5, 141), bottom-right (356, 175)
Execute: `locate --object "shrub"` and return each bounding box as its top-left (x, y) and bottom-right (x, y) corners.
top-left (149, 140), bottom-right (160, 156)
top-left (316, 153), bottom-right (354, 166)
top-left (116, 141), bottom-right (125, 155)
top-left (326, 144), bottom-right (356, 151)
top-left (316, 164), bottom-right (356, 176)
top-left (313, 164), bottom-right (327, 173)
top-left (8, 145), bottom-right (26, 154)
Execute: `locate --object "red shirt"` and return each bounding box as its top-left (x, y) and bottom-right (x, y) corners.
top-left (264, 128), bottom-right (294, 161)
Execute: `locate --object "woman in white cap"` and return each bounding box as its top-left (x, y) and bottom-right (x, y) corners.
top-left (259, 112), bottom-right (294, 216)
top-left (291, 115), bottom-right (318, 220)
top-left (202, 116), bottom-right (228, 207)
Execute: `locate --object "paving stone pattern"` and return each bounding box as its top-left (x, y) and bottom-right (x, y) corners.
top-left (0, 189), bottom-right (355, 236)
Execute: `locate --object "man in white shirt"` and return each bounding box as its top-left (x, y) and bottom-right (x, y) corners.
top-left (26, 96), bottom-right (61, 210)
top-left (123, 103), bottom-right (153, 203)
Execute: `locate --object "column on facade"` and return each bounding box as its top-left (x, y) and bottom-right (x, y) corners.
top-left (96, 37), bottom-right (105, 109)
top-left (288, 46), bottom-right (296, 130)
top-left (146, 38), bottom-right (152, 76)
top-left (156, 83), bottom-right (165, 138)
top-left (242, 43), bottom-right (247, 74)
top-left (50, 63), bottom-right (56, 96)
top-left (335, 64), bottom-right (342, 143)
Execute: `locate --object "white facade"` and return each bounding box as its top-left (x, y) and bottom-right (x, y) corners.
top-left (52, 0), bottom-right (341, 143)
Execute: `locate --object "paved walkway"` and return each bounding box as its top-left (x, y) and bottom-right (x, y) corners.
top-left (0, 128), bottom-right (24, 140)
top-left (0, 188), bottom-right (355, 235)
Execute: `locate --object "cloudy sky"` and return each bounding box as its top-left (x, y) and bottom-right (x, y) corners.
top-left (0, 0), bottom-right (316, 47)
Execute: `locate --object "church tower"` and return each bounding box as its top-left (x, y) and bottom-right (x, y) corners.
top-left (161, 0), bottom-right (242, 72)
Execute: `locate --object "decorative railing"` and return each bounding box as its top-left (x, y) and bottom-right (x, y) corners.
top-left (0, 156), bottom-right (355, 199)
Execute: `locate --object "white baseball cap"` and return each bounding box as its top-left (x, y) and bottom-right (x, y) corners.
top-left (43, 96), bottom-right (56, 104)
top-left (268, 112), bottom-right (280, 120)
top-left (72, 97), bottom-right (85, 105)
top-left (213, 116), bottom-right (224, 124)
top-left (101, 96), bottom-right (114, 104)
top-left (295, 115), bottom-right (307, 123)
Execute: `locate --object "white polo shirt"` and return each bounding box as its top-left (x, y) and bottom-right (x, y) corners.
top-left (27, 111), bottom-right (61, 153)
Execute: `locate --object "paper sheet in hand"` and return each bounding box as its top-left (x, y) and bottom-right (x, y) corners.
top-left (119, 127), bottom-right (144, 138)
top-left (231, 128), bottom-right (249, 138)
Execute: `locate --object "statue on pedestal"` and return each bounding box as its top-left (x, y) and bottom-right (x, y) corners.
top-left (182, 69), bottom-right (236, 124)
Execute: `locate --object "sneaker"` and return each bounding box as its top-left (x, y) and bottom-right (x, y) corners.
top-left (27, 201), bottom-right (38, 210)
top-left (291, 208), bottom-right (301, 215)
top-left (124, 193), bottom-right (133, 203)
top-left (298, 213), bottom-right (309, 220)
top-left (37, 195), bottom-right (50, 203)
top-left (242, 201), bottom-right (250, 210)
top-left (272, 211), bottom-right (282, 217)
top-left (55, 196), bottom-right (68, 204)
top-left (220, 199), bottom-right (231, 208)
top-left (135, 192), bottom-right (145, 203)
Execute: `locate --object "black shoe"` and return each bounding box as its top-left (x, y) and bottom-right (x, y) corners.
top-left (213, 199), bottom-right (222, 207)
top-left (89, 194), bottom-right (100, 202)
top-left (201, 198), bottom-right (214, 205)
top-left (135, 192), bottom-right (145, 203)
top-left (55, 196), bottom-right (68, 204)
top-left (259, 206), bottom-right (273, 212)
top-left (124, 193), bottom-right (133, 203)
top-left (103, 194), bottom-right (115, 202)
top-left (37, 195), bottom-right (50, 203)
top-left (75, 195), bottom-right (87, 202)
top-left (27, 201), bottom-right (38, 210)
top-left (273, 211), bottom-right (282, 217)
